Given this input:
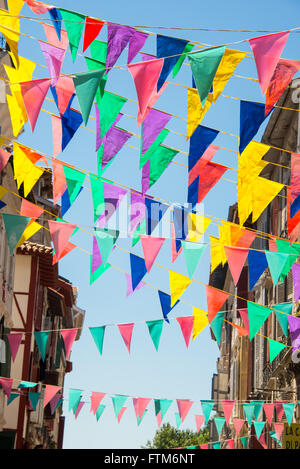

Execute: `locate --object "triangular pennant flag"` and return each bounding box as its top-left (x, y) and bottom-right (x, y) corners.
top-left (253, 421), bottom-right (265, 440)
top-left (0, 25), bottom-right (20, 69)
top-left (98, 126), bottom-right (132, 174)
top-left (205, 285), bottom-right (229, 324)
top-left (224, 246), bottom-right (249, 286)
top-left (18, 381), bottom-right (37, 389)
top-left (20, 199), bottom-right (43, 219)
top-left (44, 385), bottom-right (61, 408)
top-left (7, 333), bottom-right (22, 362)
top-left (125, 273), bottom-right (145, 297)
top-left (158, 290), bottom-right (179, 323)
top-left (200, 400), bottom-right (214, 424)
top-left (20, 79), bottom-right (52, 131)
top-left (233, 418), bottom-right (245, 436)
top-left (7, 393), bottom-right (19, 406)
top-left (90, 392), bottom-right (106, 415)
top-left (227, 439), bottom-right (235, 450)
top-left (181, 241), bottom-right (206, 279)
top-left (173, 43), bottom-right (194, 78)
top-left (240, 436), bottom-right (249, 449)
top-left (282, 403), bottom-right (295, 426)
top-left (263, 403), bottom-right (274, 426)
top-left (292, 263), bottom-right (300, 302)
top-left (106, 23), bottom-right (135, 72)
top-left (200, 444), bottom-right (209, 450)
top-left (238, 308), bottom-right (250, 336)
top-left (69, 389), bottom-right (83, 414)
top-left (2, 214), bottom-right (31, 254)
top-left (128, 58), bottom-right (164, 126)
top-left (268, 338), bottom-right (287, 363)
top-left (169, 271), bottom-right (192, 307)
top-left (0, 149), bottom-right (11, 173)
top-left (83, 18), bottom-right (104, 52)
top-left (61, 107), bottom-right (83, 151)
top-left (248, 250), bottom-right (268, 290)
top-left (214, 417), bottom-right (226, 437)
top-left (48, 8), bottom-right (63, 41)
top-left (39, 41), bottom-right (65, 86)
top-left (274, 422), bottom-right (284, 440)
top-left (145, 198), bottom-right (169, 235)
top-left (195, 415), bottom-right (205, 432)
top-left (265, 59), bottom-right (300, 116)
top-left (176, 316), bottom-right (194, 348)
top-left (250, 400), bottom-right (264, 421)
top-left (265, 250), bottom-right (290, 286)
top-left (128, 30), bottom-right (148, 64)
top-left (117, 323), bottom-right (134, 353)
top-left (28, 392), bottom-right (40, 411)
top-left (176, 399), bottom-right (193, 423)
top-left (192, 308), bottom-right (209, 341)
top-left (247, 301), bottom-right (272, 340)
top-left (132, 397), bottom-right (151, 420)
top-left (154, 399), bottom-right (172, 420)
top-left (117, 407), bottom-right (126, 423)
top-left (212, 48), bottom-right (246, 102)
top-left (34, 331), bottom-right (50, 361)
top-left (89, 326), bottom-right (106, 356)
top-left (61, 329), bottom-right (77, 360)
top-left (222, 400), bottom-right (235, 425)
top-left (96, 404), bottom-right (106, 422)
top-left (212, 442), bottom-right (221, 450)
top-left (175, 412), bottom-right (182, 429)
top-left (146, 320), bottom-right (163, 351)
top-left (63, 165), bottom-right (86, 206)
top-left (186, 88), bottom-right (213, 140)
top-left (112, 395), bottom-right (128, 418)
top-left (140, 235), bottom-right (165, 273)
top-left (130, 253), bottom-right (147, 292)
top-left (188, 47), bottom-right (225, 107)
top-left (75, 401), bottom-right (85, 419)
top-left (0, 377), bottom-right (13, 399)
top-left (60, 9), bottom-right (86, 62)
top-left (73, 69), bottom-right (106, 125)
top-left (249, 31), bottom-right (290, 95)
top-left (148, 145), bottom-right (178, 189)
top-left (210, 312), bottom-right (225, 345)
top-left (188, 125), bottom-right (219, 172)
top-left (96, 92), bottom-right (127, 143)
top-left (52, 241), bottom-right (76, 264)
top-left (239, 100), bottom-right (272, 154)
top-left (272, 303), bottom-right (292, 337)
top-left (243, 403), bottom-right (255, 425)
top-left (137, 409), bottom-right (147, 425)
top-left (156, 35), bottom-right (189, 91)
top-left (275, 402), bottom-right (285, 422)
top-left (48, 220), bottom-right (76, 260)
top-left (53, 76), bottom-right (75, 116)
top-left (289, 314), bottom-right (300, 352)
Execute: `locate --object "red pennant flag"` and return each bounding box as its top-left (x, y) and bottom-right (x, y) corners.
top-left (44, 384), bottom-right (61, 408)
top-left (227, 439), bottom-right (235, 449)
top-left (190, 161), bottom-right (228, 204)
top-left (7, 333), bottom-right (23, 362)
top-left (224, 246), bottom-right (249, 286)
top-left (263, 403), bottom-right (274, 426)
top-left (265, 59), bottom-right (300, 115)
top-left (238, 308), bottom-right (250, 336)
top-left (52, 242), bottom-right (76, 265)
top-left (140, 235), bottom-right (165, 273)
top-left (20, 79), bottom-right (52, 131)
top-left (20, 199), bottom-right (44, 220)
top-left (133, 397), bottom-right (151, 420)
top-left (200, 443), bottom-right (209, 449)
top-left (0, 149), bottom-right (11, 173)
top-left (205, 286), bottom-right (229, 324)
top-left (0, 377), bottom-right (13, 398)
top-left (195, 415), bottom-right (205, 432)
top-left (274, 401), bottom-right (285, 421)
top-left (90, 392), bottom-right (106, 415)
top-left (221, 400), bottom-right (235, 425)
top-left (117, 407), bottom-right (127, 423)
top-left (188, 145), bottom-right (220, 186)
top-left (117, 323), bottom-right (134, 353)
top-left (274, 422), bottom-right (284, 440)
top-left (176, 316), bottom-right (194, 348)
top-left (176, 399), bottom-right (193, 423)
top-left (83, 18), bottom-right (105, 52)
top-left (52, 159), bottom-right (67, 205)
top-left (233, 418), bottom-right (245, 436)
top-left (258, 431), bottom-right (268, 449)
top-left (61, 329), bottom-right (77, 360)
top-left (48, 220), bottom-right (76, 260)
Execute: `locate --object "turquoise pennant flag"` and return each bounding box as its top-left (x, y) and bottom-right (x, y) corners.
top-left (18, 381), bottom-right (37, 389)
top-left (250, 400), bottom-right (264, 420)
top-left (69, 389), bottom-right (83, 413)
top-left (201, 400), bottom-right (215, 424)
top-left (146, 320), bottom-right (164, 351)
top-left (89, 326), bottom-right (106, 355)
top-left (247, 301), bottom-right (272, 340)
top-left (268, 338), bottom-right (287, 363)
top-left (243, 403), bottom-right (255, 426)
top-left (63, 166), bottom-right (86, 206)
top-left (96, 404), bottom-right (106, 422)
top-left (181, 241), bottom-right (207, 279)
top-left (210, 312), bottom-right (224, 345)
top-left (270, 431), bottom-right (282, 446)
top-left (34, 331), bottom-right (50, 361)
top-left (154, 399), bottom-right (173, 420)
top-left (94, 228), bottom-right (116, 266)
top-left (7, 393), bottom-right (19, 405)
top-left (188, 47), bottom-right (225, 107)
top-left (282, 403), bottom-right (295, 426)
top-left (214, 417), bottom-right (225, 437)
top-left (240, 436), bottom-right (249, 449)
top-left (253, 420), bottom-right (265, 440)
top-left (137, 409), bottom-right (147, 426)
top-left (28, 392), bottom-right (41, 411)
top-left (2, 214), bottom-right (31, 254)
top-left (212, 442), bottom-right (221, 449)
top-left (272, 302), bottom-right (292, 336)
top-left (73, 69), bottom-right (106, 125)
top-left (265, 251), bottom-right (290, 286)
top-left (175, 412), bottom-right (182, 429)
top-left (90, 175), bottom-right (105, 222)
top-left (276, 239), bottom-right (300, 282)
top-left (60, 9), bottom-right (85, 62)
top-left (112, 395), bottom-right (128, 418)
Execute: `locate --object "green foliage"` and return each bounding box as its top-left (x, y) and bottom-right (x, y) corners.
top-left (141, 423), bottom-right (209, 449)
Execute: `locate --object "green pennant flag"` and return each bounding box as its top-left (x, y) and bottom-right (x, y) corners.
top-left (96, 404), bottom-right (106, 422)
top-left (84, 57), bottom-right (107, 101)
top-left (34, 331), bottom-right (50, 361)
top-left (60, 9), bottom-right (86, 62)
top-left (90, 259), bottom-right (110, 285)
top-left (154, 399), bottom-right (173, 420)
top-left (201, 400), bottom-right (215, 424)
top-left (96, 91), bottom-right (127, 141)
top-left (149, 145), bottom-right (179, 189)
top-left (175, 412), bottom-right (182, 429)
top-left (94, 228), bottom-right (116, 265)
top-left (137, 409), bottom-right (147, 426)
top-left (7, 393), bottom-right (19, 405)
top-left (173, 43), bottom-right (194, 78)
top-left (140, 128), bottom-right (170, 169)
top-left (63, 166), bottom-right (86, 206)
top-left (73, 69), bottom-right (106, 125)
top-left (112, 395), bottom-right (128, 418)
top-left (18, 381), bottom-right (37, 389)
top-left (210, 312), bottom-right (224, 345)
top-left (89, 326), bottom-right (106, 355)
top-left (90, 40), bottom-right (107, 64)
top-left (214, 417), bottom-right (225, 437)
top-left (69, 389), bottom-right (83, 413)
top-left (272, 302), bottom-right (293, 336)
top-left (146, 320), bottom-right (164, 351)
top-left (265, 250), bottom-right (290, 286)
top-left (243, 403), bottom-right (255, 426)
top-left (2, 214), bottom-right (31, 253)
top-left (250, 400), bottom-right (264, 420)
top-left (276, 239), bottom-right (300, 282)
top-left (90, 175), bottom-right (104, 222)
top-left (270, 431), bottom-right (282, 446)
top-left (282, 403), bottom-right (295, 426)
top-left (268, 338), bottom-right (287, 363)
top-left (188, 47), bottom-right (225, 107)
top-left (212, 442), bottom-right (221, 449)
top-left (181, 241), bottom-right (207, 279)
top-left (253, 420), bottom-right (265, 440)
top-left (247, 301), bottom-right (272, 341)
top-left (28, 392), bottom-right (41, 411)
top-left (240, 436), bottom-right (249, 449)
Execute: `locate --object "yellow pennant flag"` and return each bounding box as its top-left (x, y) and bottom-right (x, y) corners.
top-left (252, 177), bottom-right (284, 223)
top-left (192, 308), bottom-right (209, 340)
top-left (13, 143), bottom-right (44, 197)
top-left (187, 213), bottom-right (211, 242)
top-left (210, 236), bottom-right (224, 273)
top-left (212, 49), bottom-right (246, 103)
top-left (0, 186), bottom-right (8, 199)
top-left (0, 25), bottom-right (20, 68)
top-left (186, 87), bottom-right (213, 140)
top-left (16, 221), bottom-right (43, 248)
top-left (169, 270), bottom-right (192, 307)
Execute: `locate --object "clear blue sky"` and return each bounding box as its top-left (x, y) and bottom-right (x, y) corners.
top-left (16, 0), bottom-right (300, 449)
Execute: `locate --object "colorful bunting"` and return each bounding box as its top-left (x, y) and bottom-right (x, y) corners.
top-left (73, 69), bottom-right (106, 125)
top-left (89, 327), bottom-right (106, 356)
top-left (2, 214), bottom-right (31, 254)
top-left (83, 18), bottom-right (104, 52)
top-left (222, 400), bottom-right (235, 425)
top-left (106, 23), bottom-right (135, 72)
top-left (265, 250), bottom-right (290, 286)
top-left (169, 271), bottom-right (192, 307)
top-left (248, 250), bottom-right (268, 290)
top-left (214, 417), bottom-right (226, 437)
top-left (0, 377), bottom-right (13, 398)
top-left (44, 385), bottom-right (61, 408)
top-left (195, 415), bottom-right (205, 432)
top-left (176, 316), bottom-right (194, 348)
top-left (112, 395), bottom-right (128, 419)
top-left (146, 320), bottom-right (164, 351)
top-left (272, 302), bottom-right (292, 336)
top-left (239, 100), bottom-right (272, 154)
top-left (48, 220), bottom-right (76, 260)
top-left (20, 79), bottom-right (51, 131)
top-left (158, 290), bottom-right (179, 323)
top-left (200, 400), bottom-right (214, 424)
top-left (247, 301), bottom-right (272, 340)
top-left (118, 323), bottom-right (134, 353)
top-left (34, 331), bottom-right (50, 361)
top-left (205, 285), bottom-right (229, 324)
top-left (156, 35), bottom-right (189, 91)
top-left (61, 329), bottom-right (77, 360)
top-left (7, 333), bottom-right (22, 362)
top-left (263, 403), bottom-right (274, 426)
top-left (91, 392), bottom-right (106, 415)
top-left (210, 312), bottom-right (225, 345)
top-left (60, 9), bottom-right (86, 62)
top-left (176, 399), bottom-right (193, 423)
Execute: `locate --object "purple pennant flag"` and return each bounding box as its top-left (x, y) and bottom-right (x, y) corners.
top-left (292, 262), bottom-right (300, 302)
top-left (50, 393), bottom-right (62, 414)
top-left (92, 236), bottom-right (103, 274)
top-left (101, 126), bottom-right (132, 171)
top-left (95, 103), bottom-right (123, 151)
top-left (288, 315), bottom-right (300, 352)
top-left (127, 30), bottom-right (149, 64)
top-left (130, 191), bottom-right (145, 235)
top-left (39, 41), bottom-right (65, 86)
top-left (106, 23), bottom-right (135, 74)
top-left (125, 273), bottom-right (145, 297)
top-left (142, 108), bottom-right (172, 155)
top-left (98, 183), bottom-right (127, 228)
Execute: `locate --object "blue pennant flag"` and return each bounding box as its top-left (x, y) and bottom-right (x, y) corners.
top-left (156, 35), bottom-right (189, 92)
top-left (188, 125), bottom-right (219, 171)
top-left (49, 8), bottom-right (63, 40)
top-left (239, 100), bottom-right (273, 154)
top-left (130, 253), bottom-right (147, 291)
top-left (62, 107), bottom-right (83, 151)
top-left (248, 250), bottom-right (268, 290)
top-left (158, 290), bottom-right (179, 323)
top-left (145, 198), bottom-right (169, 235)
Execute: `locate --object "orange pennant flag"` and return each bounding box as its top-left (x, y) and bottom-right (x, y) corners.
top-left (205, 285), bottom-right (229, 323)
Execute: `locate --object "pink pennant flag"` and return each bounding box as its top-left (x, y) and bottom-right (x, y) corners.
top-left (117, 323), bottom-right (134, 353)
top-left (133, 397), bottom-right (151, 419)
top-left (39, 41), bottom-right (65, 86)
top-left (125, 273), bottom-right (145, 297)
top-left (48, 220), bottom-right (77, 260)
top-left (60, 329), bottom-right (77, 360)
top-left (75, 401), bottom-right (85, 419)
top-left (176, 316), bottom-right (195, 348)
top-left (117, 407), bottom-right (127, 423)
top-left (189, 144), bottom-right (220, 186)
top-left (52, 242), bottom-right (76, 264)
top-left (143, 82), bottom-right (168, 124)
top-left (200, 443), bottom-right (209, 449)
top-left (156, 411), bottom-right (162, 428)
top-left (206, 285), bottom-right (229, 324)
top-left (52, 114), bottom-right (62, 158)
top-left (176, 399), bottom-right (193, 423)
top-left (44, 384), bottom-right (61, 408)
top-left (224, 246), bottom-right (249, 286)
top-left (7, 333), bottom-right (23, 362)
top-left (227, 439), bottom-right (235, 450)
top-left (235, 229), bottom-right (256, 249)
top-left (25, 0), bottom-right (52, 14)
top-left (269, 236), bottom-right (277, 252)
top-left (258, 432), bottom-right (267, 449)
top-left (140, 235), bottom-right (165, 273)
top-left (54, 77), bottom-right (75, 116)
top-left (43, 24), bottom-right (69, 50)
top-left (90, 392), bottom-right (106, 415)
top-left (274, 401), bottom-right (285, 421)
top-left (263, 403), bottom-right (274, 426)
top-left (20, 79), bottom-right (52, 131)
top-left (222, 400), bottom-right (235, 425)
top-left (0, 149), bottom-right (11, 173)
top-left (233, 418), bottom-right (245, 436)
top-left (171, 222), bottom-right (182, 262)
top-left (20, 199), bottom-right (44, 220)
top-left (238, 308), bottom-right (250, 336)
top-left (265, 59), bottom-right (300, 115)
top-left (0, 377), bottom-right (13, 398)
top-left (128, 58), bottom-right (164, 126)
top-left (50, 392), bottom-right (62, 414)
top-left (274, 422), bottom-right (284, 440)
top-left (195, 415), bottom-right (205, 432)
top-left (249, 31), bottom-right (290, 95)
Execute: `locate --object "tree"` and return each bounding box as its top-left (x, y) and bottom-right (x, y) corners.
top-left (141, 423), bottom-right (209, 449)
